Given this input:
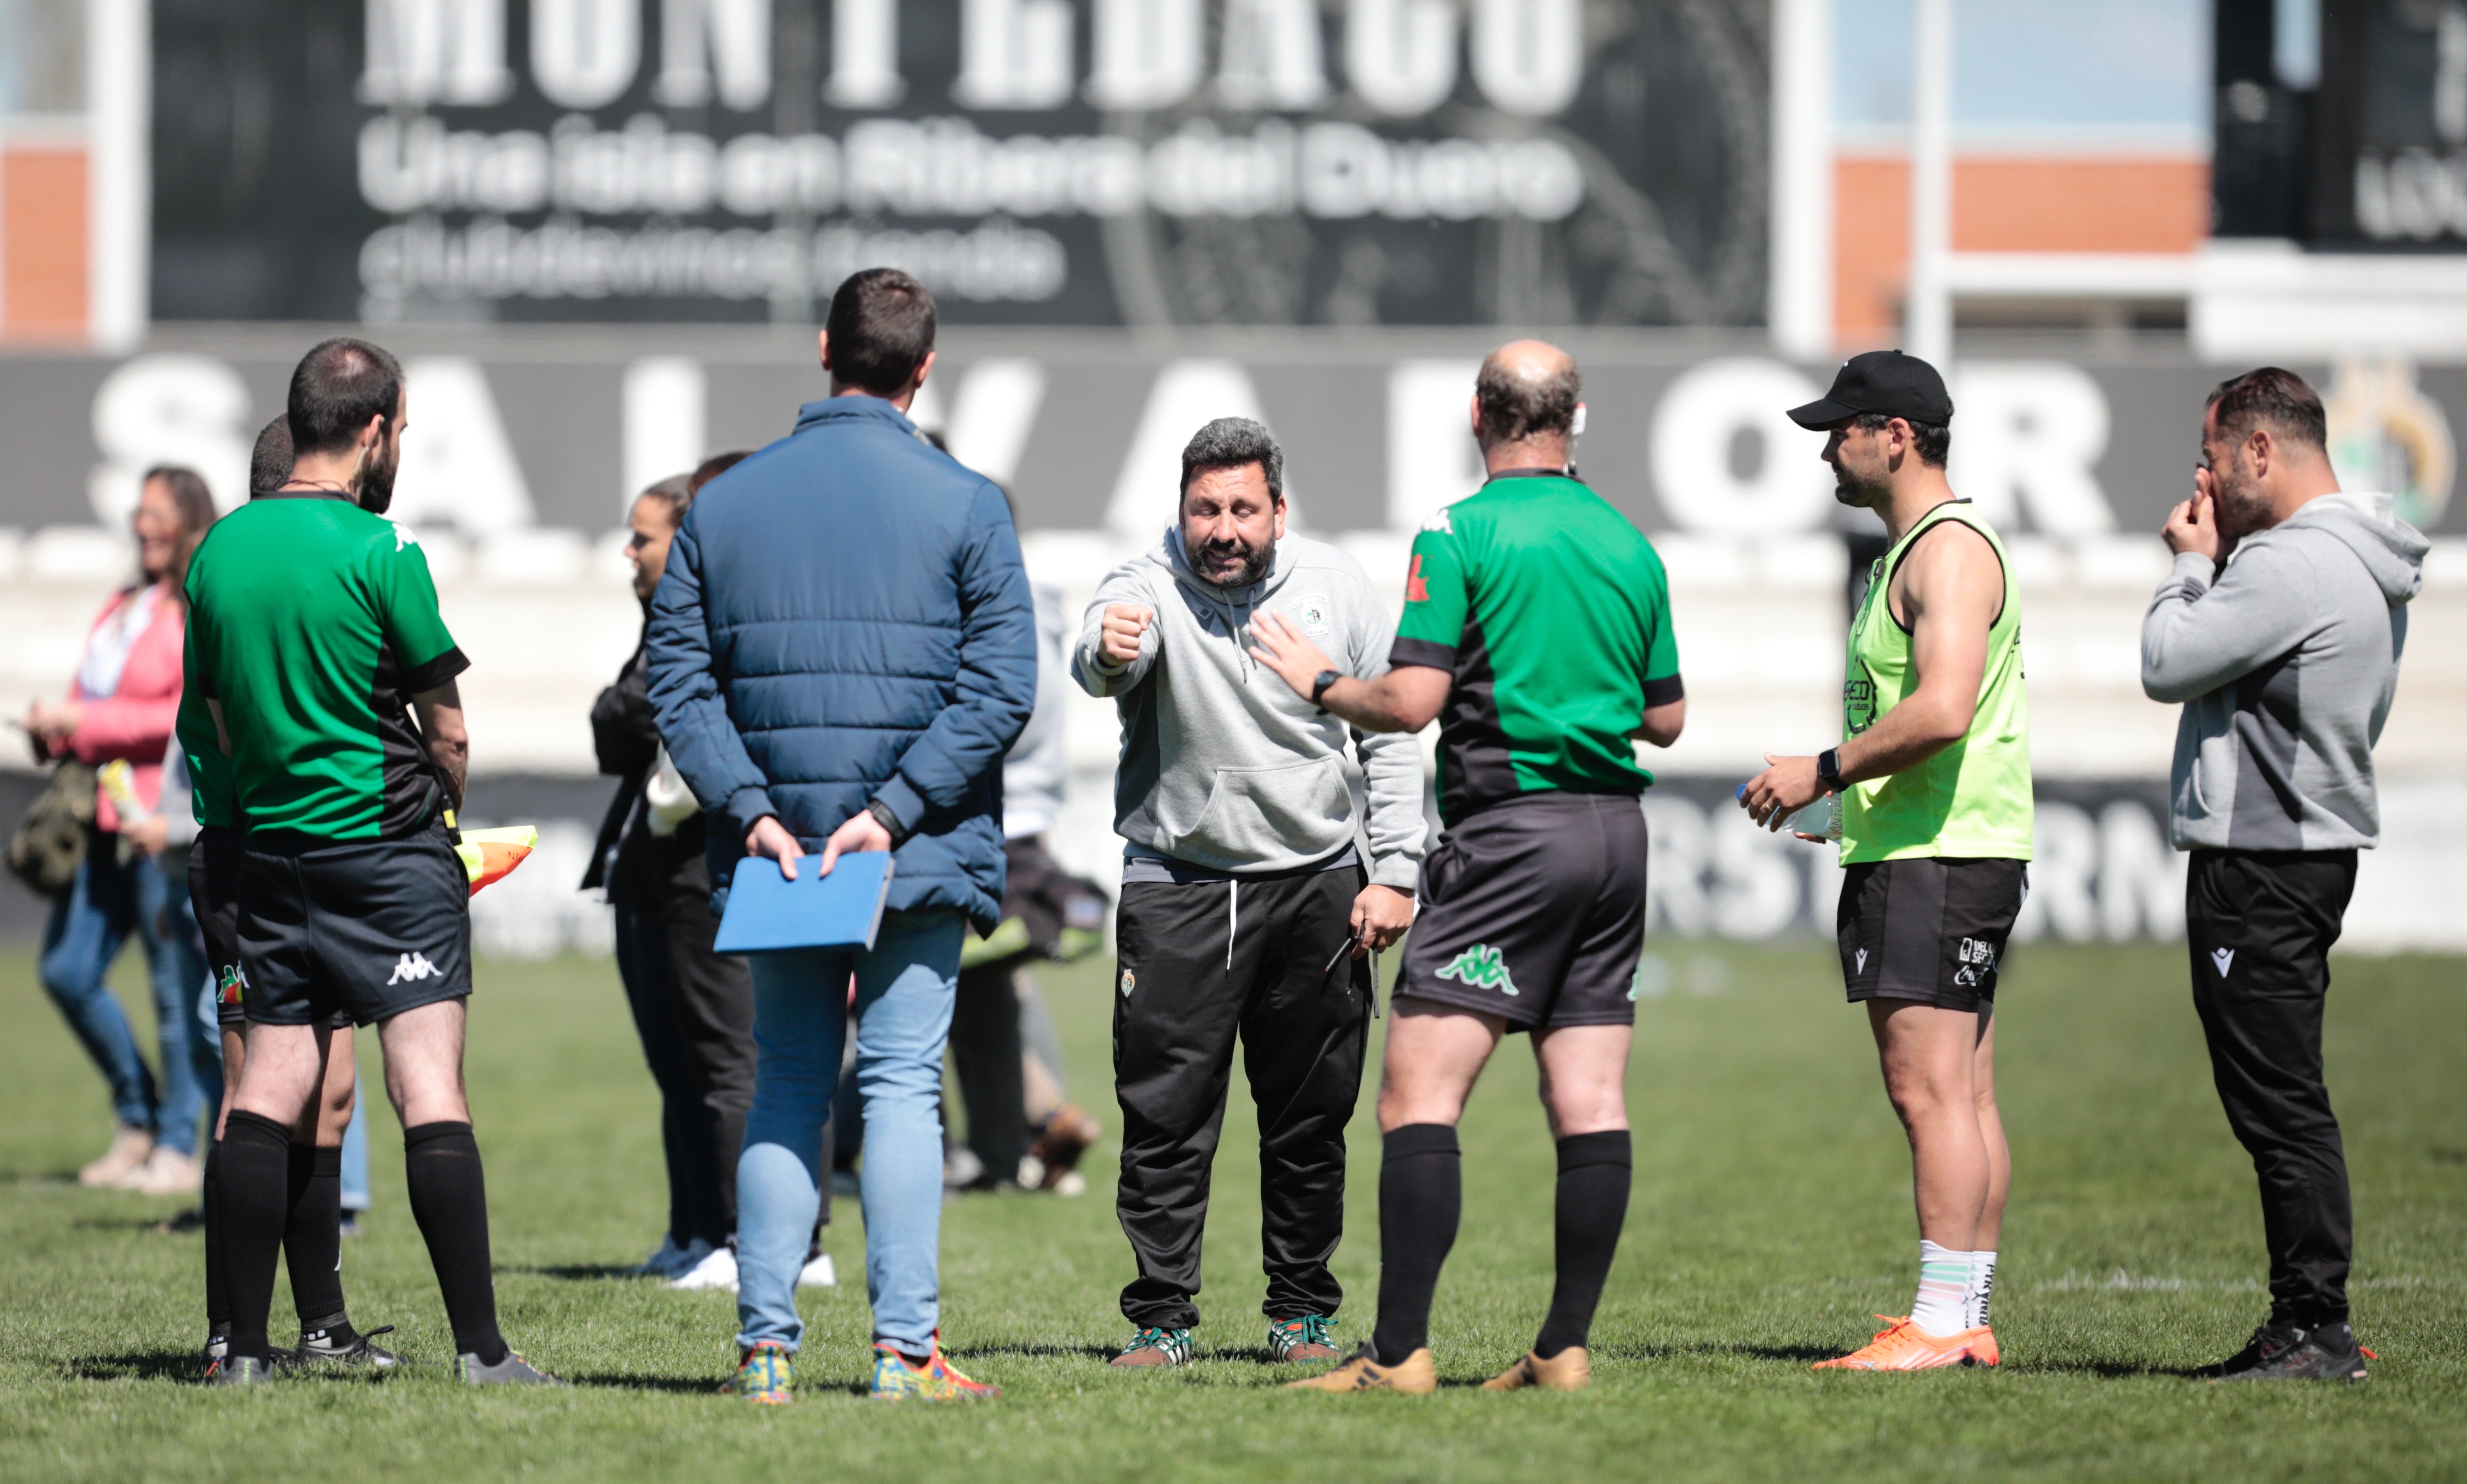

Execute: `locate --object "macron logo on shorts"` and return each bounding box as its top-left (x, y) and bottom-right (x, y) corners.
top-left (386, 952), bottom-right (441, 986)
top-left (2211, 947), bottom-right (2235, 978)
top-left (1436, 943), bottom-right (1519, 998)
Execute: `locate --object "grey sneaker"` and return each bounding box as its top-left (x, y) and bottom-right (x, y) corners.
top-left (458, 1350), bottom-right (569, 1385)
top-left (293, 1323), bottom-right (400, 1369)
top-left (204, 1354), bottom-right (276, 1386)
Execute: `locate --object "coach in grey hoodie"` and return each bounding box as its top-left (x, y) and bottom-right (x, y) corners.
top-left (2139, 367), bottom-right (2424, 1383)
top-left (1074, 417), bottom-right (1425, 1368)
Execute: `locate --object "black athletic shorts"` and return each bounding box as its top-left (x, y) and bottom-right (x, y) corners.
top-left (238, 821), bottom-right (472, 1028)
top-left (1835, 856), bottom-right (2029, 1013)
top-left (1397, 792), bottom-right (1648, 1034)
top-left (196, 826), bottom-right (353, 1032)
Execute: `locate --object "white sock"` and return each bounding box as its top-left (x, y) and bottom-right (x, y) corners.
top-left (1966, 1250), bottom-right (1998, 1330)
top-left (1912, 1241), bottom-right (1970, 1337)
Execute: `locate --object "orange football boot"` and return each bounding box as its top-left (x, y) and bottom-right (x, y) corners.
top-left (1812, 1316), bottom-right (1992, 1371)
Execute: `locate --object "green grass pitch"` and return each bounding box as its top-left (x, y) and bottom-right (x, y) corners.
top-left (0, 940), bottom-right (2460, 1482)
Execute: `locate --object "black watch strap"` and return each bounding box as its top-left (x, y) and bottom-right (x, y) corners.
top-left (1310, 669), bottom-right (1342, 712)
top-left (866, 798), bottom-right (912, 849)
top-left (1817, 748), bottom-right (1845, 792)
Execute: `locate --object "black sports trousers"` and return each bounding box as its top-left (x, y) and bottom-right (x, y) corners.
top-left (2185, 847), bottom-right (2359, 1327)
top-left (1112, 864), bottom-right (1372, 1330)
top-left (612, 883), bottom-right (756, 1251)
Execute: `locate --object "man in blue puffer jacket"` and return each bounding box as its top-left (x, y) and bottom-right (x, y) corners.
top-left (647, 268), bottom-right (1037, 1404)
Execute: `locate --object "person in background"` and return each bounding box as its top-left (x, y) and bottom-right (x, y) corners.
top-left (589, 453), bottom-right (819, 1294)
top-left (649, 269), bottom-right (1036, 1404)
top-left (944, 492), bottom-right (1107, 1195)
top-left (2142, 367), bottom-right (2423, 1382)
top-left (30, 465), bottom-right (219, 1196)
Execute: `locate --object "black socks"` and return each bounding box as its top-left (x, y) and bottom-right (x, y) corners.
top-left (1370, 1123), bottom-right (1461, 1367)
top-left (403, 1121), bottom-right (507, 1366)
top-left (286, 1143), bottom-right (348, 1336)
top-left (1533, 1130), bottom-right (1632, 1360)
top-left (216, 1111), bottom-right (294, 1362)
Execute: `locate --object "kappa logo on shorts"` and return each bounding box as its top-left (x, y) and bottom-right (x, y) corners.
top-left (2211, 947), bottom-right (2235, 978)
top-left (1436, 943), bottom-right (1518, 997)
top-left (1951, 936), bottom-right (2000, 988)
top-left (386, 952), bottom-right (442, 986)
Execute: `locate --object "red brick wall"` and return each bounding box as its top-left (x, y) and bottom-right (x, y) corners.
top-left (1834, 153), bottom-right (2211, 341)
top-left (2, 146), bottom-right (88, 343)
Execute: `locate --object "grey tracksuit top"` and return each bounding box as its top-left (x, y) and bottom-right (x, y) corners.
top-left (2140, 492), bottom-right (2427, 852)
top-left (1072, 530), bottom-right (1427, 890)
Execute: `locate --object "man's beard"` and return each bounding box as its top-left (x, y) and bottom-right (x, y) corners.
top-left (1196, 535), bottom-right (1272, 588)
top-left (356, 441), bottom-right (400, 516)
top-left (1829, 456), bottom-right (1886, 509)
top-left (2209, 460), bottom-right (2271, 547)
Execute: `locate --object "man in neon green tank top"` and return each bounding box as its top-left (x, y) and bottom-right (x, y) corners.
top-left (1742, 350), bottom-right (2033, 1373)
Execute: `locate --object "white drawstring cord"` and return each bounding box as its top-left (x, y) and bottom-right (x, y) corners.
top-left (1226, 879), bottom-right (1238, 971)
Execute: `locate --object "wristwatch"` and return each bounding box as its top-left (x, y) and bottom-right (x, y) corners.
top-left (865, 797), bottom-right (912, 849)
top-left (1310, 669), bottom-right (1343, 713)
top-left (1816, 748), bottom-right (1846, 794)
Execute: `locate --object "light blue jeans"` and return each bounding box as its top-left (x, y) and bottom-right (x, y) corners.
top-left (41, 837), bottom-right (207, 1155)
top-left (735, 909), bottom-right (962, 1357)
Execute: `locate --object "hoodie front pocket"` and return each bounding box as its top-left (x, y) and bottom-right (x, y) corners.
top-left (1173, 758), bottom-right (1351, 866)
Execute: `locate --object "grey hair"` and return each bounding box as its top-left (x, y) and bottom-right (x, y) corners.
top-left (1178, 417), bottom-right (1284, 502)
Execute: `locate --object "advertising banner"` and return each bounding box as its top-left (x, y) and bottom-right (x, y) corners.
top-left (150, 0), bottom-right (1770, 327)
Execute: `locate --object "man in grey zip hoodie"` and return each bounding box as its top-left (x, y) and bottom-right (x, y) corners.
top-left (2141, 366), bottom-right (2425, 1384)
top-left (1074, 417), bottom-right (1425, 1369)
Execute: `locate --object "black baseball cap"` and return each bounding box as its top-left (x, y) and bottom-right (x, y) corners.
top-left (1786, 350), bottom-right (1954, 430)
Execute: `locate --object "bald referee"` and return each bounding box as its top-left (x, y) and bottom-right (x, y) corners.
top-left (1252, 341), bottom-right (1683, 1394)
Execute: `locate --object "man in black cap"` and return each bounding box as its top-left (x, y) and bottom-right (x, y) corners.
top-left (1742, 350), bottom-right (2035, 1371)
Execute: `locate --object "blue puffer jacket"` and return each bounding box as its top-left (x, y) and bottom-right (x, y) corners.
top-left (645, 394), bottom-right (1038, 934)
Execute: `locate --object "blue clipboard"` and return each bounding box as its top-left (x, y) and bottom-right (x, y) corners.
top-left (713, 851), bottom-right (896, 954)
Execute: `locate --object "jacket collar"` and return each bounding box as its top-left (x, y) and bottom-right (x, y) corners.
top-left (792, 393), bottom-right (921, 435)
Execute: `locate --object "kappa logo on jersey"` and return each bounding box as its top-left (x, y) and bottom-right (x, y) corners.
top-left (1421, 506), bottom-right (1453, 535)
top-left (2211, 947), bottom-right (2235, 978)
top-left (388, 519), bottom-right (419, 553)
top-left (1951, 936), bottom-right (2001, 988)
top-left (1436, 943), bottom-right (1518, 997)
top-left (386, 952), bottom-right (442, 986)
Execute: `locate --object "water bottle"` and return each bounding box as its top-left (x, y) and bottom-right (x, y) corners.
top-left (1735, 784), bottom-right (1842, 842)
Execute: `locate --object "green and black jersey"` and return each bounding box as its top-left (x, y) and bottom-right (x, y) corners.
top-left (173, 665), bottom-right (233, 832)
top-left (1391, 471), bottom-right (1683, 826)
top-left (183, 491), bottom-right (468, 845)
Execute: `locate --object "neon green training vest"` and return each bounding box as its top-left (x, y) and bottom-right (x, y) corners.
top-left (1839, 500), bottom-right (2034, 863)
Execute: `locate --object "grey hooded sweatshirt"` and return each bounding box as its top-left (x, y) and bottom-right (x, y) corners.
top-left (2141, 492), bottom-right (2427, 852)
top-left (1072, 530), bottom-right (1426, 890)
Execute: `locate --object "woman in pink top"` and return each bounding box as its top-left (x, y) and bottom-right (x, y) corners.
top-left (26, 467), bottom-right (219, 1195)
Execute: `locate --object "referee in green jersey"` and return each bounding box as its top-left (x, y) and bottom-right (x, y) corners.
top-left (1252, 341), bottom-right (1685, 1394)
top-left (1742, 351), bottom-right (2032, 1372)
top-left (187, 338), bottom-right (556, 1386)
